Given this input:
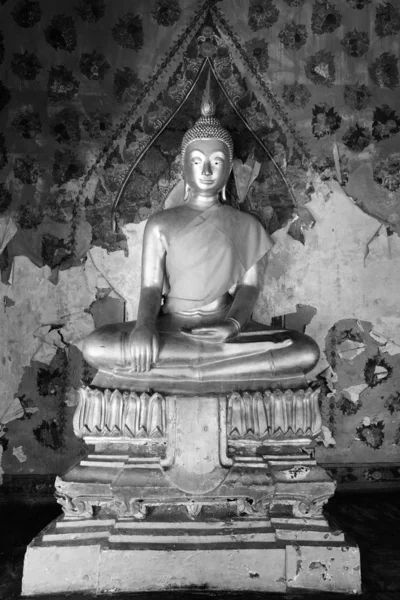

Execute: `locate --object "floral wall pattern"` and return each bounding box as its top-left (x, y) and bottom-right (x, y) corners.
top-left (0, 0), bottom-right (400, 490)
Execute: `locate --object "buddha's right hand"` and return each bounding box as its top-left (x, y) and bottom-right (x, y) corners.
top-left (127, 322), bottom-right (160, 372)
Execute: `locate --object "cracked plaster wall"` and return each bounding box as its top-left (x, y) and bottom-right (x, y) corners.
top-left (1, 0), bottom-right (400, 488)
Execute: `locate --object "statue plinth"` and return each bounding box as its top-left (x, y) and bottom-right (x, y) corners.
top-left (22, 386), bottom-right (361, 596)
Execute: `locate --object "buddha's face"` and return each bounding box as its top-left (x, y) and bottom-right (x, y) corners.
top-left (183, 139), bottom-right (231, 197)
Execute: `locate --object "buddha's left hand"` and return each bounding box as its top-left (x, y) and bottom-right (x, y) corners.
top-left (181, 321), bottom-right (239, 343)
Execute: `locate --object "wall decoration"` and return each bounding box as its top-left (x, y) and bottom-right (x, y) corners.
top-left (113, 67), bottom-right (142, 104)
top-left (305, 50), bottom-right (336, 86)
top-left (312, 154), bottom-right (348, 183)
top-left (33, 350), bottom-right (68, 450)
top-left (341, 29), bottom-right (369, 58)
top-left (79, 50), bottom-right (110, 81)
top-left (244, 38), bottom-right (269, 73)
top-left (364, 354), bottom-right (392, 387)
top-left (85, 180), bottom-right (127, 253)
top-left (50, 108), bottom-right (81, 146)
top-left (42, 189), bottom-right (74, 223)
top-left (43, 189), bottom-right (75, 223)
top-left (328, 465), bottom-right (400, 488)
top-left (342, 123), bottom-right (371, 152)
top-left (248, 0), bottom-right (279, 32)
top-left (47, 66), bottom-right (80, 102)
top-left (52, 149), bottom-right (85, 185)
top-left (311, 0), bottom-right (342, 35)
top-left (356, 419), bottom-right (385, 450)
top-left (278, 22), bottom-right (307, 50)
top-left (41, 235), bottom-right (69, 269)
top-left (82, 110), bottom-right (112, 138)
top-left (151, 0), bottom-right (181, 27)
top-left (11, 107), bottom-right (42, 139)
top-left (282, 81), bottom-right (311, 109)
top-left (14, 202), bottom-right (43, 229)
top-left (373, 153), bottom-right (400, 191)
top-left (44, 14), bottom-right (77, 52)
top-left (337, 394), bottom-right (362, 415)
top-left (369, 52), bottom-right (399, 90)
top-left (13, 155), bottom-right (42, 185)
top-left (112, 13), bottom-right (144, 51)
top-left (283, 0), bottom-right (304, 5)
top-left (343, 83), bottom-right (371, 110)
top-left (11, 51), bottom-right (43, 81)
top-left (375, 2), bottom-right (400, 39)
top-left (312, 103), bottom-right (341, 138)
top-left (75, 0), bottom-right (105, 23)
top-left (385, 392), bottom-right (400, 415)
top-left (372, 105), bottom-right (400, 141)
top-left (11, 0), bottom-right (42, 28)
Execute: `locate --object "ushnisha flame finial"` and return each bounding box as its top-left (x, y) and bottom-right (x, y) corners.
top-left (200, 70), bottom-right (216, 117)
top-left (181, 70), bottom-right (233, 162)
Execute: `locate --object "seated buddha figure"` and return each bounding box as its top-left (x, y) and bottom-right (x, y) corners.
top-left (83, 92), bottom-right (320, 395)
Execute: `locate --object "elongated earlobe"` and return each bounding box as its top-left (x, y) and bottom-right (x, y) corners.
top-left (184, 182), bottom-right (190, 201)
top-left (221, 185), bottom-right (227, 201)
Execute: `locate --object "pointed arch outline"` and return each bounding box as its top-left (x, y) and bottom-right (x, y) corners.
top-left (112, 56), bottom-right (300, 221)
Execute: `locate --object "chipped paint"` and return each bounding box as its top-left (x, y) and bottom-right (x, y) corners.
top-left (0, 397), bottom-right (24, 424)
top-left (255, 182), bottom-right (400, 370)
top-left (337, 340), bottom-right (366, 361)
top-left (3, 296), bottom-right (15, 308)
top-left (365, 225), bottom-right (390, 267)
top-left (12, 445), bottom-right (27, 463)
top-left (370, 327), bottom-right (400, 356)
top-left (0, 216), bottom-right (17, 256)
top-left (342, 384), bottom-right (368, 404)
top-left (319, 425), bottom-right (336, 448)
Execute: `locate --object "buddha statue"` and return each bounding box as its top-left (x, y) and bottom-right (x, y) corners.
top-left (83, 88), bottom-right (319, 394)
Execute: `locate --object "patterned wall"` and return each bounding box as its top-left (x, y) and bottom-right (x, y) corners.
top-left (0, 0), bottom-right (400, 489)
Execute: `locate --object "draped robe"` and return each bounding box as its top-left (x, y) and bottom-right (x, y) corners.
top-left (162, 203), bottom-right (272, 314)
top-left (86, 203), bottom-right (319, 393)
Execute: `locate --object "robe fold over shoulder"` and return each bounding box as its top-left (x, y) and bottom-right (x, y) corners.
top-left (162, 203), bottom-right (273, 314)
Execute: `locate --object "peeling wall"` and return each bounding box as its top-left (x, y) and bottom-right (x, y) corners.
top-left (1, 0), bottom-right (400, 487)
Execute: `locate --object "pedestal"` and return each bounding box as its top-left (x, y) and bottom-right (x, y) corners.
top-left (22, 388), bottom-right (361, 596)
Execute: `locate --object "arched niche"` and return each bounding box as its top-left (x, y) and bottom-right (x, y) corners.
top-left (87, 11), bottom-right (311, 252)
top-left (113, 61), bottom-right (297, 235)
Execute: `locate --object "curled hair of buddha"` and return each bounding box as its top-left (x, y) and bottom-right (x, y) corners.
top-left (181, 73), bottom-right (234, 163)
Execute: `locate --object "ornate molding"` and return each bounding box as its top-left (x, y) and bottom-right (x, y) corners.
top-left (73, 387), bottom-right (166, 439)
top-left (55, 476), bottom-right (94, 520)
top-left (227, 388), bottom-right (322, 441)
top-left (186, 502), bottom-right (202, 520)
top-left (282, 493), bottom-right (334, 519)
top-left (55, 477), bottom-right (149, 520)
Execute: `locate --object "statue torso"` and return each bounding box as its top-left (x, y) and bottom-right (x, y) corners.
top-left (157, 203), bottom-right (273, 314)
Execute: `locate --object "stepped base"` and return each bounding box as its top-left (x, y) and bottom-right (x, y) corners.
top-left (22, 389), bottom-right (361, 595)
top-left (22, 515), bottom-right (361, 596)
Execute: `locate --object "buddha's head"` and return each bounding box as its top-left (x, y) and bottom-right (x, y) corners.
top-left (181, 78), bottom-right (233, 199)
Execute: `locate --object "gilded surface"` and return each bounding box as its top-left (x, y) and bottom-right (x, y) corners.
top-left (83, 82), bottom-right (319, 394)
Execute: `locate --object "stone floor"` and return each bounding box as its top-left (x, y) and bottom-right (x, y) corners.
top-left (0, 491), bottom-right (399, 600)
